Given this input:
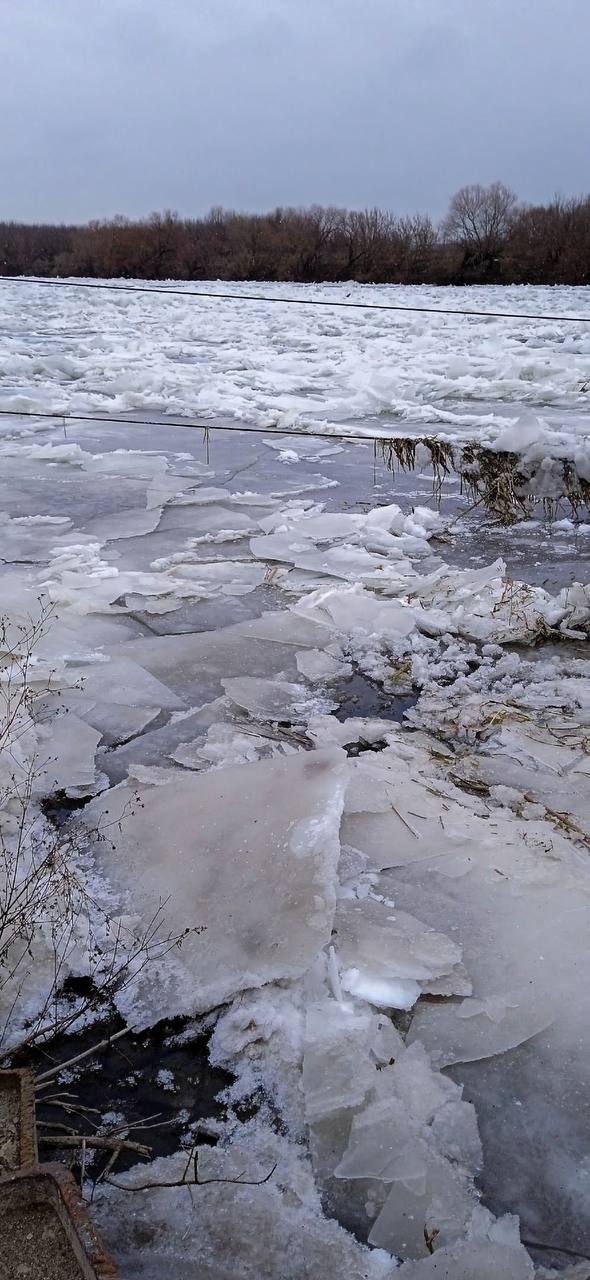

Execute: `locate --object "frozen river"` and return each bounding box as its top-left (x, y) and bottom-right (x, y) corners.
top-left (1, 282), bottom-right (590, 1279)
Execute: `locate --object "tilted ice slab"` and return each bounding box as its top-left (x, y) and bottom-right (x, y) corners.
top-left (343, 734), bottom-right (590, 1257)
top-left (33, 712), bottom-right (103, 797)
top-left (82, 747), bottom-right (347, 1021)
top-left (334, 897), bottom-right (463, 1011)
top-left (73, 656), bottom-right (186, 712)
top-left (398, 1238), bottom-right (534, 1279)
top-left (334, 1042), bottom-right (482, 1257)
top-left (303, 998), bottom-right (405, 1126)
top-left (296, 647), bottom-right (351, 683)
top-left (222, 675), bottom-right (333, 722)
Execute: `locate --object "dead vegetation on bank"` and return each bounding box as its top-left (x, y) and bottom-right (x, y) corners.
top-left (376, 435), bottom-right (590, 523)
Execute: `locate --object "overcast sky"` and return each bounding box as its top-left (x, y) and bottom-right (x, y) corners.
top-left (1, 0), bottom-right (588, 224)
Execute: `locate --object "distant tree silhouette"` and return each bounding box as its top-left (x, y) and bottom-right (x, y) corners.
top-left (1, 185), bottom-right (589, 284)
top-left (441, 182), bottom-right (518, 279)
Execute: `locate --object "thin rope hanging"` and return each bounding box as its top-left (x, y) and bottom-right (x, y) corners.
top-left (1, 275), bottom-right (590, 324)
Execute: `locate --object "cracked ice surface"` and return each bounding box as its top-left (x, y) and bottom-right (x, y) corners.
top-left (1, 385), bottom-right (590, 1278)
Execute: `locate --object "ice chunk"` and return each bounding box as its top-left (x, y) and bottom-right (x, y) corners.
top-left (342, 971), bottom-right (421, 1010)
top-left (75, 657), bottom-right (185, 711)
top-left (34, 712), bottom-right (102, 796)
top-left (332, 1042), bottom-right (484, 1258)
top-left (335, 1096), bottom-right (426, 1184)
top-left (222, 676), bottom-right (331, 722)
top-left (398, 1240), bottom-right (534, 1278)
top-left (294, 583), bottom-right (416, 639)
top-left (82, 505), bottom-right (164, 542)
top-left (429, 1099), bottom-right (483, 1172)
top-left (303, 1001), bottom-right (383, 1123)
top-left (83, 747), bottom-right (347, 1019)
top-left (334, 897), bottom-right (462, 995)
top-left (408, 990), bottom-right (554, 1067)
top-left (296, 648), bottom-right (352, 683)
top-left (368, 1158), bottom-right (477, 1258)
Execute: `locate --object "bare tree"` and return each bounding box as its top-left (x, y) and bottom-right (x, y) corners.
top-left (441, 182), bottom-right (518, 276)
top-left (8, 187), bottom-right (590, 284)
top-left (506, 195), bottom-right (590, 285)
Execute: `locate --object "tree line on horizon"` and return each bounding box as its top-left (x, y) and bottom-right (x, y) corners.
top-left (1, 183), bottom-right (590, 286)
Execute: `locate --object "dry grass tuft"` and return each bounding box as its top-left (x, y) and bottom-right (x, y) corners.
top-left (377, 436), bottom-right (590, 523)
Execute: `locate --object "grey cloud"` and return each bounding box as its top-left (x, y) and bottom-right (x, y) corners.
top-left (0, 0), bottom-right (588, 222)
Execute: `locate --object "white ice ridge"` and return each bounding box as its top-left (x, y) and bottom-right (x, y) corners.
top-left (2, 279), bottom-right (590, 461)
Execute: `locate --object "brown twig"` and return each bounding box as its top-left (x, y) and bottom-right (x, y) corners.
top-left (105, 1147), bottom-right (278, 1193)
top-left (38, 1133), bottom-right (151, 1157)
top-left (35, 1026), bottom-right (131, 1086)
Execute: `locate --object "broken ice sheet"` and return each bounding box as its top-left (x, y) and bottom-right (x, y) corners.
top-left (81, 505), bottom-right (164, 542)
top-left (334, 897), bottom-right (463, 1011)
top-left (82, 747), bottom-right (347, 1020)
top-left (296, 648), bottom-right (352, 683)
top-left (74, 656), bottom-right (186, 712)
top-left (0, 513), bottom-right (74, 563)
top-left (408, 989), bottom-right (554, 1068)
top-left (263, 436), bottom-right (344, 460)
top-left (33, 712), bottom-right (102, 796)
top-left (83, 702), bottom-right (161, 747)
top-left (334, 1043), bottom-right (482, 1259)
top-left (397, 1242), bottom-right (534, 1278)
top-left (105, 612), bottom-right (331, 704)
top-left (303, 1000), bottom-right (404, 1125)
top-left (293, 583), bottom-right (416, 640)
top-left (171, 722), bottom-right (295, 770)
top-left (151, 559), bottom-right (267, 597)
top-left (222, 675), bottom-right (334, 722)
top-left (159, 500), bottom-right (265, 538)
top-left (340, 744), bottom-right (491, 874)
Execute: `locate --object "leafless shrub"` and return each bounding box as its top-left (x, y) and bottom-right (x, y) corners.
top-left (0, 606), bottom-right (198, 1061)
top-left (377, 435), bottom-right (590, 523)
